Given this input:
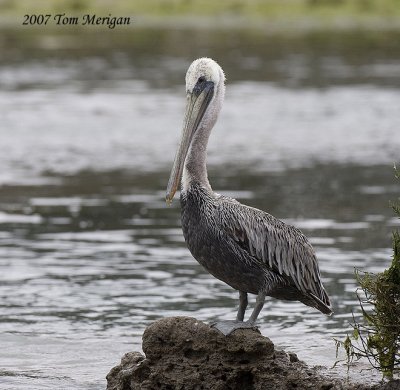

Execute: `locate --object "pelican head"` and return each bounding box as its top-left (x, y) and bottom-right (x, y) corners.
top-left (166, 58), bottom-right (225, 205)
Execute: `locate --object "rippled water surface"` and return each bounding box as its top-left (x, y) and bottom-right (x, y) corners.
top-left (0, 27), bottom-right (400, 389)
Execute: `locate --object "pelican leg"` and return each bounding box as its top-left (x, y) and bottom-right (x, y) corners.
top-left (247, 291), bottom-right (266, 324)
top-left (236, 291), bottom-right (248, 321)
top-left (211, 291), bottom-right (265, 336)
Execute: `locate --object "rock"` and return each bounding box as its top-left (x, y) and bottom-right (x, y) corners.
top-left (380, 380), bottom-right (400, 390)
top-left (106, 316), bottom-right (382, 390)
top-left (106, 352), bottom-right (145, 390)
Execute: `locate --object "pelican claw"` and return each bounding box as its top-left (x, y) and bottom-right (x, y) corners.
top-left (210, 320), bottom-right (259, 336)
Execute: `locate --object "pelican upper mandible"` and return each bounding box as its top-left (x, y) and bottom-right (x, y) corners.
top-left (166, 57), bottom-right (332, 335)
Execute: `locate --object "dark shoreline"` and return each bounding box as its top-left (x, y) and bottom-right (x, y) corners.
top-left (106, 317), bottom-right (397, 390)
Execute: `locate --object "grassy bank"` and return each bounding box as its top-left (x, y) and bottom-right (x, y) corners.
top-left (1, 0), bottom-right (400, 31)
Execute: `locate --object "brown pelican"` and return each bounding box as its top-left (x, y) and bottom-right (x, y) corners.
top-left (166, 57), bottom-right (332, 335)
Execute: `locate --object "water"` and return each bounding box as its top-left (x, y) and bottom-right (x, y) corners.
top-left (0, 27), bottom-right (400, 389)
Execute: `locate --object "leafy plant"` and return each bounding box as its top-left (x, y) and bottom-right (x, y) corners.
top-left (336, 166), bottom-right (400, 379)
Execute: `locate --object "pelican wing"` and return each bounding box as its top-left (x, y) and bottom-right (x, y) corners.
top-left (218, 197), bottom-right (331, 311)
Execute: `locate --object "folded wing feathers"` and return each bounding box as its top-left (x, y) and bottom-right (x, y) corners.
top-left (221, 199), bottom-right (327, 303)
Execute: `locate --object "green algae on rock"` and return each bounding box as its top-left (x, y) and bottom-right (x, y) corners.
top-left (336, 168), bottom-right (400, 380)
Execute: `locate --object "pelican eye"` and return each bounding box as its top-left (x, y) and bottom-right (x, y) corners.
top-left (193, 75), bottom-right (214, 97)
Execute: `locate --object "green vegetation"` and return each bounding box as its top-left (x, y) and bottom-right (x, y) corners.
top-left (1, 0), bottom-right (400, 29)
top-left (336, 167), bottom-right (400, 379)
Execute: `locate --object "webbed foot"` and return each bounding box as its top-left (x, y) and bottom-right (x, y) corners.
top-left (210, 320), bottom-right (258, 336)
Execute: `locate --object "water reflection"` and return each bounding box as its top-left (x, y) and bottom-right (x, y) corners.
top-left (0, 165), bottom-right (398, 385)
top-left (0, 26), bottom-right (399, 389)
